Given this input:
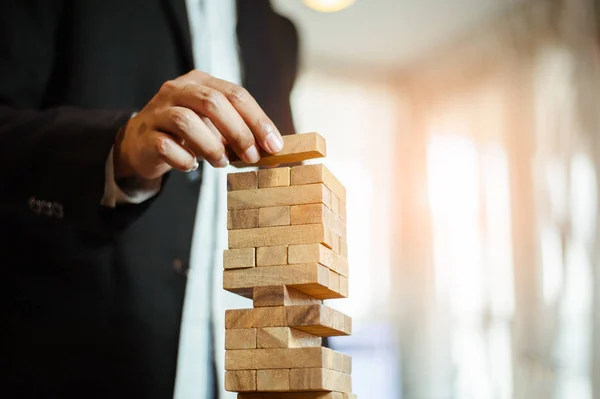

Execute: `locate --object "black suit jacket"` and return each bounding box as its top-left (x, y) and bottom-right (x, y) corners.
top-left (0, 1), bottom-right (298, 398)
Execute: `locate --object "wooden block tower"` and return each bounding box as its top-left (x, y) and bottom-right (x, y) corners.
top-left (223, 132), bottom-right (357, 399)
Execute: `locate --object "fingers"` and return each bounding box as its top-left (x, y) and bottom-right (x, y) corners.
top-left (202, 116), bottom-right (227, 145)
top-left (204, 76), bottom-right (284, 155)
top-left (153, 132), bottom-right (199, 173)
top-left (173, 84), bottom-right (260, 164)
top-left (155, 106), bottom-right (229, 168)
top-left (160, 71), bottom-right (284, 165)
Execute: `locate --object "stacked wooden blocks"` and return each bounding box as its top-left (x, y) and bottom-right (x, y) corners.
top-left (223, 133), bottom-right (356, 399)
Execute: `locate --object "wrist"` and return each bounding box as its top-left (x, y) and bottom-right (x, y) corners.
top-left (113, 123), bottom-right (135, 179)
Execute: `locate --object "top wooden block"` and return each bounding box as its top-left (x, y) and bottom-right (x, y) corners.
top-left (230, 132), bottom-right (326, 167)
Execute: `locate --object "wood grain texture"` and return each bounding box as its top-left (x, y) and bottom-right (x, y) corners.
top-left (226, 307), bottom-right (287, 329)
top-left (229, 209), bottom-right (260, 229)
top-left (225, 328), bottom-right (257, 350)
top-left (257, 327), bottom-right (322, 349)
top-left (230, 132), bottom-right (326, 167)
top-left (286, 305), bottom-right (351, 336)
top-left (258, 206), bottom-right (290, 227)
top-left (225, 370), bottom-right (257, 392)
top-left (228, 184), bottom-right (330, 210)
top-left (290, 204), bottom-right (346, 239)
top-left (256, 369), bottom-right (290, 391)
top-left (340, 238), bottom-right (348, 258)
top-left (290, 164), bottom-right (346, 203)
top-left (228, 171), bottom-right (258, 191)
top-left (223, 263), bottom-right (341, 300)
top-left (253, 286), bottom-right (321, 308)
top-left (258, 167), bottom-right (291, 188)
top-left (238, 393), bottom-right (345, 399)
top-left (225, 347), bottom-right (335, 370)
top-left (224, 248), bottom-right (256, 269)
top-left (331, 195), bottom-right (340, 217)
top-left (328, 270), bottom-right (340, 295)
top-left (339, 276), bottom-right (348, 298)
top-left (341, 354), bottom-right (352, 374)
top-left (256, 246), bottom-right (288, 266)
top-left (287, 244), bottom-right (348, 277)
top-left (228, 224), bottom-right (335, 249)
top-left (289, 368), bottom-right (351, 392)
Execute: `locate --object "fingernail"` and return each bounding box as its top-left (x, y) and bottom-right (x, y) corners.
top-left (265, 132), bottom-right (284, 153)
top-left (188, 158), bottom-right (199, 172)
top-left (215, 154), bottom-right (229, 168)
top-left (242, 145), bottom-right (260, 164)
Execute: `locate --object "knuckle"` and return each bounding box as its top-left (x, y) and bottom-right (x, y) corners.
top-left (228, 86), bottom-right (250, 104)
top-left (160, 80), bottom-right (178, 95)
top-left (200, 90), bottom-right (225, 114)
top-left (155, 136), bottom-right (168, 156)
top-left (169, 109), bottom-right (191, 132)
top-left (189, 69), bottom-right (208, 81)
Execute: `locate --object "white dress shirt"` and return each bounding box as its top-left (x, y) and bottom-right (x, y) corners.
top-left (101, 1), bottom-right (248, 397)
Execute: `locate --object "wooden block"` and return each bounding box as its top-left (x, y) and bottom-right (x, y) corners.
top-left (340, 200), bottom-right (347, 221)
top-left (340, 238), bottom-right (348, 258)
top-left (259, 206), bottom-right (290, 227)
top-left (332, 351), bottom-right (344, 372)
top-left (290, 164), bottom-right (346, 203)
top-left (289, 368), bottom-right (351, 392)
top-left (290, 204), bottom-right (345, 239)
top-left (256, 369), bottom-right (290, 391)
top-left (253, 286), bottom-right (321, 308)
top-left (225, 328), bottom-right (257, 350)
top-left (336, 257), bottom-right (349, 277)
top-left (257, 327), bottom-right (322, 349)
top-left (230, 132), bottom-right (327, 167)
top-left (226, 307), bottom-right (287, 329)
top-left (224, 263), bottom-right (338, 300)
top-left (339, 276), bottom-right (348, 298)
top-left (341, 354), bottom-right (352, 374)
top-left (331, 235), bottom-right (341, 254)
top-left (344, 313), bottom-right (352, 334)
top-left (259, 167), bottom-right (291, 188)
top-left (331, 195), bottom-right (340, 216)
top-left (224, 248), bottom-right (256, 269)
top-left (225, 347), bottom-right (335, 370)
top-left (228, 184), bottom-right (330, 210)
top-left (225, 370), bottom-right (257, 392)
top-left (228, 171), bottom-right (258, 191)
top-left (332, 310), bottom-right (346, 336)
top-left (238, 392), bottom-right (344, 399)
top-left (286, 305), bottom-right (351, 336)
top-left (256, 246), bottom-right (288, 266)
top-left (288, 244), bottom-right (348, 277)
top-left (342, 394), bottom-right (358, 399)
top-left (228, 224), bottom-right (335, 249)
top-left (328, 270), bottom-right (340, 293)
top-left (229, 209), bottom-right (260, 229)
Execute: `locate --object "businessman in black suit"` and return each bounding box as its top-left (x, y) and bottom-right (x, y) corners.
top-left (0, 0), bottom-right (298, 397)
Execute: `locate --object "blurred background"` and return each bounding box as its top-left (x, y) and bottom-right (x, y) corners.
top-left (268, 0), bottom-right (600, 398)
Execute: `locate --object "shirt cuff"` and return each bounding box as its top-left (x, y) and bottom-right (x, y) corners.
top-left (101, 147), bottom-right (163, 208)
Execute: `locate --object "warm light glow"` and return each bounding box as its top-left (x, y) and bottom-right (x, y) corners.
top-left (303, 0), bottom-right (356, 13)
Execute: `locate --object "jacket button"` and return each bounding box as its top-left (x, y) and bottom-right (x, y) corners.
top-left (43, 201), bottom-right (53, 217)
top-left (29, 197), bottom-right (42, 215)
top-left (52, 203), bottom-right (64, 219)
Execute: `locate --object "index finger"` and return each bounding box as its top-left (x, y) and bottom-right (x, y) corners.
top-left (203, 76), bottom-right (284, 155)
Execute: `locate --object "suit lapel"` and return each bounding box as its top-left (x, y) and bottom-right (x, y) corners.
top-left (162, 0), bottom-right (194, 71)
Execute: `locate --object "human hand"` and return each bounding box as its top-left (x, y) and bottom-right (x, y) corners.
top-left (114, 70), bottom-right (284, 180)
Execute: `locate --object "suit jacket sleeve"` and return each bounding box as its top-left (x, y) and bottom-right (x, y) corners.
top-left (0, 0), bottom-right (146, 235)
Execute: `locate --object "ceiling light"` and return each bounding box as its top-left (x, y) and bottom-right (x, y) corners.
top-left (303, 0), bottom-right (356, 13)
